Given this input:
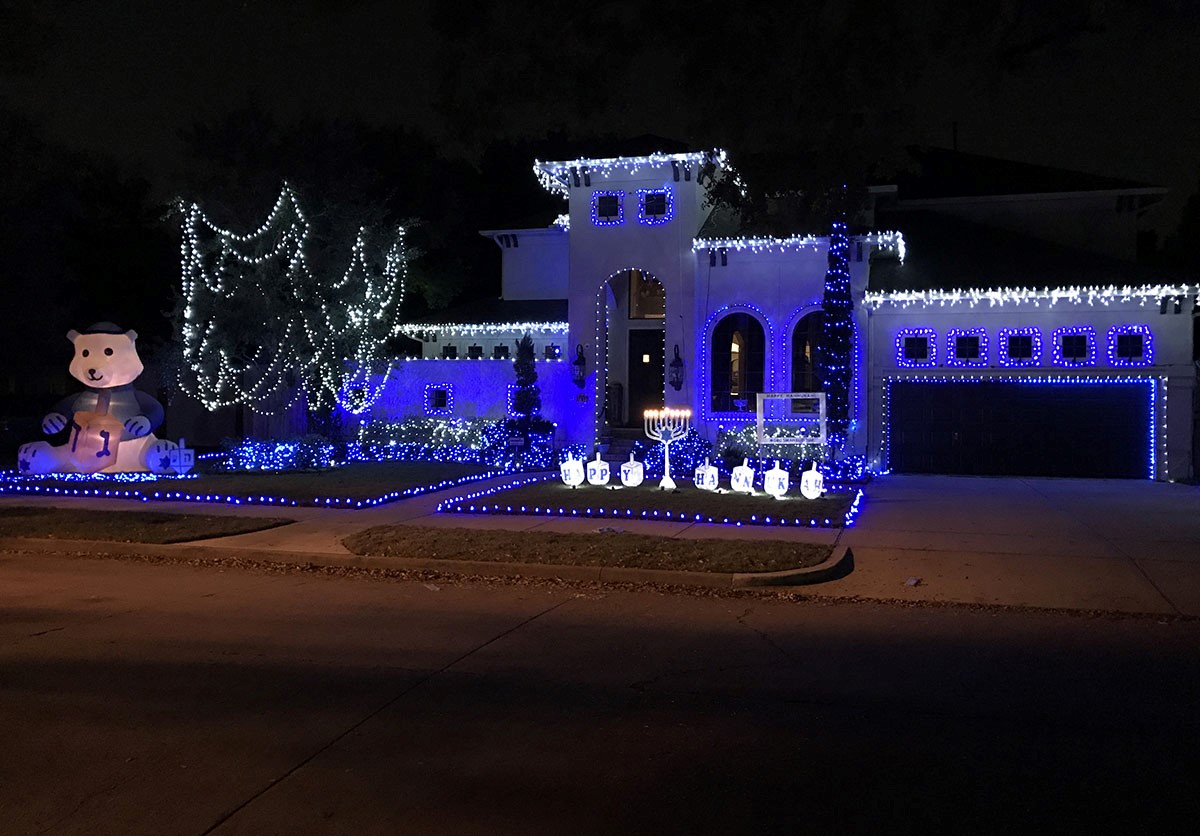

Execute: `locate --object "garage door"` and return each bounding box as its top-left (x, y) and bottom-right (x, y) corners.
top-left (886, 380), bottom-right (1153, 478)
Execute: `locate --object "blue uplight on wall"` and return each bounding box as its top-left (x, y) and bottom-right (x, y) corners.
top-left (636, 187), bottom-right (674, 226)
top-left (1107, 324), bottom-right (1154, 367)
top-left (998, 327), bottom-right (1043, 368)
top-left (946, 327), bottom-right (988, 368)
top-left (1051, 325), bottom-right (1098, 367)
top-left (590, 190), bottom-right (625, 227)
top-left (894, 327), bottom-right (937, 369)
top-left (423, 383), bottom-right (454, 416)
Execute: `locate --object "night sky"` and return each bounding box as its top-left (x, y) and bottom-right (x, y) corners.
top-left (2, 0), bottom-right (1198, 230)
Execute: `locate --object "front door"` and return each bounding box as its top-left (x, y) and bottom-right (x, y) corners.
top-left (627, 330), bottom-right (665, 427)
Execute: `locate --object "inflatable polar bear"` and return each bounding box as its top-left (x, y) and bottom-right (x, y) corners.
top-left (18, 323), bottom-right (178, 474)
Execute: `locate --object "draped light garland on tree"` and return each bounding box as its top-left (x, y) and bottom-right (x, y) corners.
top-left (820, 220), bottom-right (853, 453)
top-left (178, 183), bottom-right (407, 415)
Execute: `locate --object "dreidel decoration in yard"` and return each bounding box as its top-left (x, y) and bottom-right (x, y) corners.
top-left (694, 457), bottom-right (719, 491)
top-left (764, 460), bottom-right (790, 500)
top-left (619, 453), bottom-right (643, 488)
top-left (586, 452), bottom-right (610, 486)
top-left (560, 452), bottom-right (585, 487)
top-left (799, 462), bottom-right (825, 499)
top-left (731, 457), bottom-right (756, 494)
top-left (644, 407), bottom-right (691, 491)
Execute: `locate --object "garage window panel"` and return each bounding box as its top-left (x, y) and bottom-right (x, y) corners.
top-left (1051, 325), bottom-right (1097, 367)
top-left (895, 327), bottom-right (937, 368)
top-left (998, 327), bottom-right (1042, 367)
top-left (946, 327), bottom-right (988, 368)
top-left (1108, 324), bottom-right (1154, 367)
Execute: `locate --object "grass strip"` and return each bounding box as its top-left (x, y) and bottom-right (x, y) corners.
top-left (0, 505), bottom-right (293, 544)
top-left (344, 524), bottom-right (831, 574)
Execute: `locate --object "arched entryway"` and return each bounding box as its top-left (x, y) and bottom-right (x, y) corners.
top-left (596, 268), bottom-right (666, 429)
top-left (710, 312), bottom-right (765, 412)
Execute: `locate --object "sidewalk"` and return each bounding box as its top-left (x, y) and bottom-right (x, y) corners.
top-left (3, 473), bottom-right (1198, 616)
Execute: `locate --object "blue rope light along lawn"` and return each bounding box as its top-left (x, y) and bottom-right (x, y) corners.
top-left (436, 474), bottom-right (865, 529)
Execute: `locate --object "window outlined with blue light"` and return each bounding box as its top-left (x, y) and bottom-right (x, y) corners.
top-left (636, 187), bottom-right (674, 226)
top-left (590, 190), bottom-right (625, 227)
top-left (998, 327), bottom-right (1042, 367)
top-left (423, 383), bottom-right (454, 416)
top-left (1051, 325), bottom-right (1097, 367)
top-left (946, 327), bottom-right (988, 368)
top-left (894, 327), bottom-right (937, 368)
top-left (1108, 324), bottom-right (1154, 367)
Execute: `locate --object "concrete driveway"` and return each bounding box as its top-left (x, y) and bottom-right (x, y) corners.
top-left (833, 475), bottom-right (1200, 615)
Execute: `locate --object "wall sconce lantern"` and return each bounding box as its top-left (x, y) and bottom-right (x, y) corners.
top-left (668, 344), bottom-right (685, 391)
top-left (572, 344), bottom-right (587, 386)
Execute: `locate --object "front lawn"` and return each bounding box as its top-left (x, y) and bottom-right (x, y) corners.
top-left (439, 476), bottom-right (862, 528)
top-left (0, 505), bottom-right (293, 544)
top-left (0, 461), bottom-right (498, 508)
top-left (344, 524), bottom-right (831, 574)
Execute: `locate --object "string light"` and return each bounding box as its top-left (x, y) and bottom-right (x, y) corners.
top-left (590, 190), bottom-right (626, 227)
top-left (394, 322), bottom-right (569, 338)
top-left (635, 187), bottom-right (674, 226)
top-left (864, 284), bottom-right (1195, 309)
top-left (945, 328), bottom-right (989, 368)
top-left (894, 327), bottom-right (937, 369)
top-left (435, 474), bottom-right (866, 529)
top-left (178, 184), bottom-right (407, 415)
top-left (533, 150), bottom-right (727, 198)
top-left (997, 327), bottom-right (1043, 367)
top-left (1050, 325), bottom-right (1098, 367)
top-left (880, 374), bottom-right (1162, 479)
top-left (1107, 324), bottom-right (1155, 367)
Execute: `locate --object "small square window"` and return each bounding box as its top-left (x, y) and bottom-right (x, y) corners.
top-left (955, 336), bottom-right (980, 359)
top-left (544, 344), bottom-right (560, 360)
top-left (596, 194), bottom-right (620, 220)
top-left (492, 345), bottom-right (510, 360)
top-left (1061, 334), bottom-right (1088, 360)
top-left (644, 192), bottom-right (667, 216)
top-left (903, 337), bottom-right (929, 360)
top-left (1007, 335), bottom-right (1033, 359)
top-left (441, 345), bottom-right (458, 359)
top-left (1116, 333), bottom-right (1143, 359)
top-left (467, 344), bottom-right (484, 359)
top-left (430, 389), bottom-right (448, 410)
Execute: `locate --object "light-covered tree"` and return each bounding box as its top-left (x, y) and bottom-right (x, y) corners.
top-left (176, 183), bottom-right (407, 426)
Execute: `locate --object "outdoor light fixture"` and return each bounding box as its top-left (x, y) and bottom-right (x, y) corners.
top-left (572, 344), bottom-right (587, 386)
top-left (668, 344), bottom-right (685, 390)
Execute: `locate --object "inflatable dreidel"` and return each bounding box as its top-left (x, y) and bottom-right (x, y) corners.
top-left (799, 461), bottom-right (825, 499)
top-left (67, 390), bottom-right (123, 473)
top-left (620, 453), bottom-right (643, 487)
top-left (586, 452), bottom-right (610, 486)
top-left (764, 460), bottom-right (790, 500)
top-left (731, 458), bottom-right (756, 495)
top-left (560, 453), bottom-right (585, 487)
top-left (694, 457), bottom-right (719, 491)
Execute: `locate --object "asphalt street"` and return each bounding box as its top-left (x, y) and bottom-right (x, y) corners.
top-left (1, 549), bottom-right (1197, 835)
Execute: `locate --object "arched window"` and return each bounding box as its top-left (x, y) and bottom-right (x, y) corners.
top-left (711, 313), bottom-right (765, 412)
top-left (791, 311), bottom-right (824, 393)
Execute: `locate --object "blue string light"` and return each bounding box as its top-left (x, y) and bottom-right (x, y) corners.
top-left (894, 327), bottom-right (937, 369)
top-left (590, 190), bottom-right (625, 227)
top-left (1050, 325), bottom-right (1098, 367)
top-left (635, 187), bottom-right (674, 226)
top-left (1107, 324), bottom-right (1154, 367)
top-left (997, 327), bottom-right (1044, 367)
top-left (945, 327), bottom-right (989, 368)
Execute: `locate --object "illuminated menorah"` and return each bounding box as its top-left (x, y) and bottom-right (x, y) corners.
top-left (644, 407), bottom-right (691, 490)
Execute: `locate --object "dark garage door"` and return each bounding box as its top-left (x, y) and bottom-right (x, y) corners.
top-left (887, 381), bottom-right (1152, 478)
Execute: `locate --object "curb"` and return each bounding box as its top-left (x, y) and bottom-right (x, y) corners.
top-left (0, 537), bottom-right (852, 589)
